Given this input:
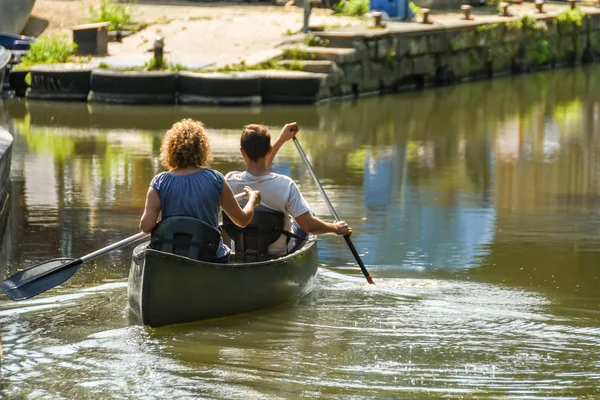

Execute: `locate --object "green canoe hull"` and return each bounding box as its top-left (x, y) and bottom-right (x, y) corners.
top-left (128, 235), bottom-right (318, 327)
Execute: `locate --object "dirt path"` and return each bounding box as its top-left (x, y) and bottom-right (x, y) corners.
top-left (28, 0), bottom-right (366, 69)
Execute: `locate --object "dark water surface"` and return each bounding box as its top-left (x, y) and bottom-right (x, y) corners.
top-left (0, 66), bottom-right (600, 399)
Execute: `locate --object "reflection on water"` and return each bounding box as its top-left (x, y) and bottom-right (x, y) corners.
top-left (0, 66), bottom-right (600, 398)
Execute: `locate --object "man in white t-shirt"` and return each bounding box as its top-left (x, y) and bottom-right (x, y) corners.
top-left (225, 123), bottom-right (352, 256)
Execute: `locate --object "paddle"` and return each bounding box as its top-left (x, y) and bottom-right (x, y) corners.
top-left (2, 192), bottom-right (250, 301)
top-left (1, 232), bottom-right (149, 301)
top-left (292, 137), bottom-right (375, 285)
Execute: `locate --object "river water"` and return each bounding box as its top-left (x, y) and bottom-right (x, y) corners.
top-left (0, 66), bottom-right (599, 399)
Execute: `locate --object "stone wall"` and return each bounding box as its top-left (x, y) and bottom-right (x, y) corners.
top-left (287, 9), bottom-right (600, 101)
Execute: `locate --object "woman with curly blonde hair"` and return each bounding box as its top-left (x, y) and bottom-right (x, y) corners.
top-left (140, 118), bottom-right (261, 262)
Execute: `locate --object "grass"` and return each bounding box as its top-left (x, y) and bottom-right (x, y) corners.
top-left (304, 34), bottom-right (329, 47)
top-left (89, 0), bottom-right (133, 31)
top-left (282, 48), bottom-right (315, 60)
top-left (16, 32), bottom-right (78, 69)
top-left (220, 59), bottom-right (283, 72)
top-left (144, 57), bottom-right (183, 72)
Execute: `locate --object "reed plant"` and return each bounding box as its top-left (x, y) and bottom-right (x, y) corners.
top-left (16, 33), bottom-right (78, 69)
top-left (89, 0), bottom-right (133, 31)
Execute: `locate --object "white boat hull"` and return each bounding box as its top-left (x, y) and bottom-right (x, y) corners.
top-left (0, 0), bottom-right (36, 34)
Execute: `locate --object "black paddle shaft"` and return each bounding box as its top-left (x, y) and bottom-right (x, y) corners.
top-left (292, 137), bottom-right (375, 285)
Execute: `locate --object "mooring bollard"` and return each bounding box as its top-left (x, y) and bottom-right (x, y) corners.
top-left (500, 2), bottom-right (510, 16)
top-left (154, 36), bottom-right (164, 64)
top-left (461, 4), bottom-right (472, 20)
top-left (535, 0), bottom-right (545, 13)
top-left (372, 11), bottom-right (383, 27)
top-left (421, 8), bottom-right (431, 24)
top-left (116, 24), bottom-right (123, 42)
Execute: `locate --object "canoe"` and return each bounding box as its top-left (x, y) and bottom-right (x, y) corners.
top-left (127, 234), bottom-right (319, 327)
top-left (0, 0), bottom-right (36, 35)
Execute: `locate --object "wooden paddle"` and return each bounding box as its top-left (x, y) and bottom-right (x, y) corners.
top-left (292, 137), bottom-right (375, 285)
top-left (1, 192), bottom-right (249, 301)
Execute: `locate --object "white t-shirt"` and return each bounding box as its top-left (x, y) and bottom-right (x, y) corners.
top-left (225, 171), bottom-right (311, 256)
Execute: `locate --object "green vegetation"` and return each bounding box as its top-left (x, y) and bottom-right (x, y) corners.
top-left (145, 56), bottom-right (167, 71)
top-left (409, 2), bottom-right (422, 18)
top-left (221, 59), bottom-right (284, 72)
top-left (282, 48), bottom-right (315, 60)
top-left (304, 34), bottom-right (330, 47)
top-left (476, 23), bottom-right (499, 33)
top-left (556, 7), bottom-right (586, 28)
top-left (218, 56), bottom-right (309, 73)
top-left (506, 15), bottom-right (549, 32)
top-left (89, 0), bottom-right (133, 31)
top-left (287, 60), bottom-right (305, 71)
top-left (521, 15), bottom-right (547, 32)
top-left (529, 39), bottom-right (552, 64)
top-left (506, 19), bottom-right (523, 31)
top-left (16, 33), bottom-right (78, 69)
top-left (383, 50), bottom-right (397, 66)
top-left (144, 57), bottom-right (184, 72)
top-left (334, 0), bottom-right (369, 16)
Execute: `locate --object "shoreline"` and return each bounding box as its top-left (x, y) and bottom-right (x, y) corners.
top-left (5, 2), bottom-right (600, 105)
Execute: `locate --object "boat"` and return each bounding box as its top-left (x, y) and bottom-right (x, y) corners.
top-left (0, 46), bottom-right (10, 95)
top-left (0, 33), bottom-right (34, 51)
top-left (0, 33), bottom-right (34, 93)
top-left (0, 0), bottom-right (36, 35)
top-left (128, 215), bottom-right (319, 328)
top-left (0, 126), bottom-right (13, 257)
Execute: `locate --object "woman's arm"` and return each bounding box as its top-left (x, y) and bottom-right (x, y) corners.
top-left (140, 187), bottom-right (161, 233)
top-left (221, 181), bottom-right (261, 228)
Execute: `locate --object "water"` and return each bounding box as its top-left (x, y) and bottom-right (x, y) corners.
top-left (0, 66), bottom-right (599, 399)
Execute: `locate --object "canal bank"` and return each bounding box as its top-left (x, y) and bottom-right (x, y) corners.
top-left (7, 5), bottom-right (600, 105)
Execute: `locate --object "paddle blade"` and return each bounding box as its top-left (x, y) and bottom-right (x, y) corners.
top-left (1, 258), bottom-right (82, 301)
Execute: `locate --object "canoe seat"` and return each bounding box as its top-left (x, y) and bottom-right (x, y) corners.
top-left (150, 217), bottom-right (221, 261)
top-left (222, 205), bottom-right (285, 262)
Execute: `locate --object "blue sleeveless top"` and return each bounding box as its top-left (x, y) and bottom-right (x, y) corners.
top-left (150, 168), bottom-right (228, 258)
top-left (150, 168), bottom-right (225, 227)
